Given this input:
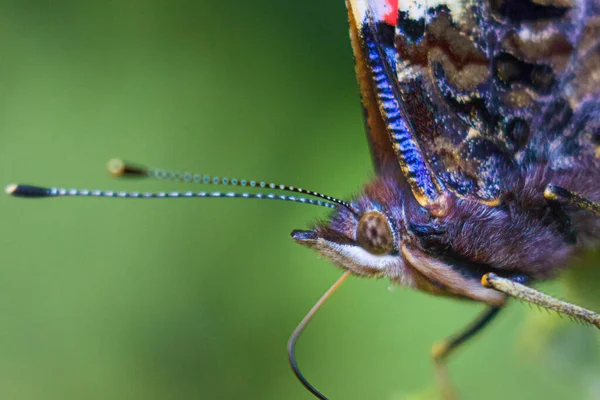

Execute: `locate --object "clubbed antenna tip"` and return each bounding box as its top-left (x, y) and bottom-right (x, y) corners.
top-left (106, 158), bottom-right (148, 177)
top-left (6, 184), bottom-right (52, 198)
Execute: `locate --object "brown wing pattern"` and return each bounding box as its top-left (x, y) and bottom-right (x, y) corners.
top-left (394, 0), bottom-right (600, 202)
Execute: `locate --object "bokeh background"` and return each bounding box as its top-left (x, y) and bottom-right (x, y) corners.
top-left (0, 1), bottom-right (598, 399)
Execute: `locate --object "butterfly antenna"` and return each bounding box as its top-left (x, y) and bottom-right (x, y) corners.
top-left (288, 270), bottom-right (351, 400)
top-left (107, 158), bottom-right (358, 214)
top-left (5, 184), bottom-right (339, 209)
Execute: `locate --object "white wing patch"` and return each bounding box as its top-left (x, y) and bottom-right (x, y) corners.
top-left (348, 0), bottom-right (396, 26)
top-left (399, 0), bottom-right (465, 21)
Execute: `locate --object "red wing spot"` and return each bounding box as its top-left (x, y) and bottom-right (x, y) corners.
top-left (384, 0), bottom-right (398, 26)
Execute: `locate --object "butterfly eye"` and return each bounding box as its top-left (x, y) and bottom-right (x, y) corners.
top-left (356, 211), bottom-right (394, 255)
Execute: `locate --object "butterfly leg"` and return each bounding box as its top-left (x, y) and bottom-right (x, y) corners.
top-left (544, 184), bottom-right (600, 216)
top-left (432, 306), bottom-right (502, 400)
top-left (482, 273), bottom-right (600, 328)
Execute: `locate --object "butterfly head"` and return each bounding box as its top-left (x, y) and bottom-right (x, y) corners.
top-left (292, 176), bottom-right (431, 282)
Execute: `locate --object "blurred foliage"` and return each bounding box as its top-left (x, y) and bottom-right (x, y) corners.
top-left (0, 1), bottom-right (597, 399)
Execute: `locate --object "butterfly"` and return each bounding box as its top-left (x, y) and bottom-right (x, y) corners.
top-left (7, 0), bottom-right (600, 399)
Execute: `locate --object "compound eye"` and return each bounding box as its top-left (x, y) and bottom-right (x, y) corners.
top-left (356, 211), bottom-right (394, 255)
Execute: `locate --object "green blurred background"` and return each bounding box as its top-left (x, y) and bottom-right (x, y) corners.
top-left (0, 1), bottom-right (598, 399)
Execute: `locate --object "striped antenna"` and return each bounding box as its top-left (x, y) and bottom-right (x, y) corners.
top-left (106, 158), bottom-right (357, 213)
top-left (5, 184), bottom-right (339, 209)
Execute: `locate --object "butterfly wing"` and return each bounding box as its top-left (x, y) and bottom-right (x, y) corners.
top-left (349, 0), bottom-right (600, 205)
top-left (348, 0), bottom-right (443, 207)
